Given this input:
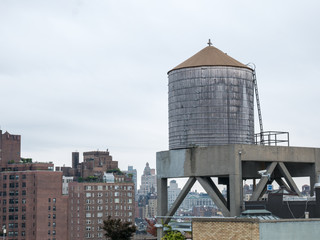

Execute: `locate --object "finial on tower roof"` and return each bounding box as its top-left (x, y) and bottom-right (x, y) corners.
top-left (207, 39), bottom-right (212, 46)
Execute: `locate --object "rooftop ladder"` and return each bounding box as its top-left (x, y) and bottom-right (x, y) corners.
top-left (252, 67), bottom-right (264, 144)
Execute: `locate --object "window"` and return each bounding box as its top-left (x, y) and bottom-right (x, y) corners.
top-left (85, 186), bottom-right (92, 191)
top-left (3, 175), bottom-right (7, 180)
top-left (53, 206), bottom-right (56, 211)
top-left (86, 193), bottom-right (91, 198)
top-left (53, 214), bottom-right (56, 219)
top-left (48, 198), bottom-right (51, 202)
top-left (86, 213), bottom-right (91, 218)
top-left (97, 212), bottom-right (103, 218)
top-left (97, 186), bottom-right (102, 190)
top-left (48, 214), bottom-right (51, 219)
top-left (22, 174), bottom-right (26, 179)
top-left (53, 222), bottom-right (56, 227)
top-left (52, 230), bottom-right (56, 235)
top-left (53, 198), bottom-right (56, 203)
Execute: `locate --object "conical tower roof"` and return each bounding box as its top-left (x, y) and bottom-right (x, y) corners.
top-left (168, 44), bottom-right (251, 73)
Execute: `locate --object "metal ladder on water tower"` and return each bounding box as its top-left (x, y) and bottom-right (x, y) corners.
top-left (252, 68), bottom-right (264, 144)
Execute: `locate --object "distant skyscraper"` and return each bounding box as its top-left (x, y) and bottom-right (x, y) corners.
top-left (124, 166), bottom-right (137, 199)
top-left (139, 162), bottom-right (157, 196)
top-left (168, 180), bottom-right (181, 208)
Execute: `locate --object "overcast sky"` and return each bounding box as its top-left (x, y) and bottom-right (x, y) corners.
top-left (1, 1), bottom-right (320, 189)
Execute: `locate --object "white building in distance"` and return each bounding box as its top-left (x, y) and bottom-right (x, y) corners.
top-left (138, 162), bottom-right (156, 196)
top-left (168, 180), bottom-right (181, 208)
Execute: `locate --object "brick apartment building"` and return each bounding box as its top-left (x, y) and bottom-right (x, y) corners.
top-left (68, 181), bottom-right (135, 239)
top-left (0, 130), bottom-right (68, 240)
top-left (57, 151), bottom-right (118, 180)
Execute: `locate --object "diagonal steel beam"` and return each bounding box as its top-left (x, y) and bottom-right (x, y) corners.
top-left (197, 177), bottom-right (230, 217)
top-left (275, 178), bottom-right (290, 191)
top-left (164, 177), bottom-right (196, 224)
top-left (278, 162), bottom-right (302, 197)
top-left (206, 177), bottom-right (228, 207)
top-left (250, 162), bottom-right (277, 201)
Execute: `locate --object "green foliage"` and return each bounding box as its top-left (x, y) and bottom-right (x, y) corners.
top-left (162, 225), bottom-right (185, 240)
top-left (8, 160), bottom-right (15, 164)
top-left (103, 216), bottom-right (136, 240)
top-left (106, 168), bottom-right (123, 175)
top-left (85, 176), bottom-right (99, 182)
top-left (20, 158), bottom-right (32, 163)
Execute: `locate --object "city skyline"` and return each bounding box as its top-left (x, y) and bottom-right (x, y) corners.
top-left (1, 1), bottom-right (320, 187)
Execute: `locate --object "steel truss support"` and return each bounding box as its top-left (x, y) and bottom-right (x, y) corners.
top-left (163, 177), bottom-right (196, 224)
top-left (277, 162), bottom-right (302, 197)
top-left (197, 177), bottom-right (230, 217)
top-left (251, 162), bottom-right (277, 201)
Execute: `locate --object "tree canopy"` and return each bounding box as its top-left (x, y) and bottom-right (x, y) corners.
top-left (103, 216), bottom-right (136, 240)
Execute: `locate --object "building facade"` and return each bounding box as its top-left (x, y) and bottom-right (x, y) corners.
top-left (0, 131), bottom-right (68, 240)
top-left (181, 192), bottom-right (215, 210)
top-left (123, 166), bottom-right (137, 199)
top-left (0, 130), bottom-right (21, 170)
top-left (0, 170), bottom-right (68, 240)
top-left (57, 150), bottom-right (119, 181)
top-left (68, 181), bottom-right (135, 239)
top-left (139, 163), bottom-right (156, 196)
top-left (168, 180), bottom-right (181, 209)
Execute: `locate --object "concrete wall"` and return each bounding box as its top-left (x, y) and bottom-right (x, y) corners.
top-left (157, 144), bottom-right (320, 179)
top-left (260, 220), bottom-right (320, 240)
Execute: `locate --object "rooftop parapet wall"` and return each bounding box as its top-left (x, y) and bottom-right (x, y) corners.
top-left (192, 218), bottom-right (320, 240)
